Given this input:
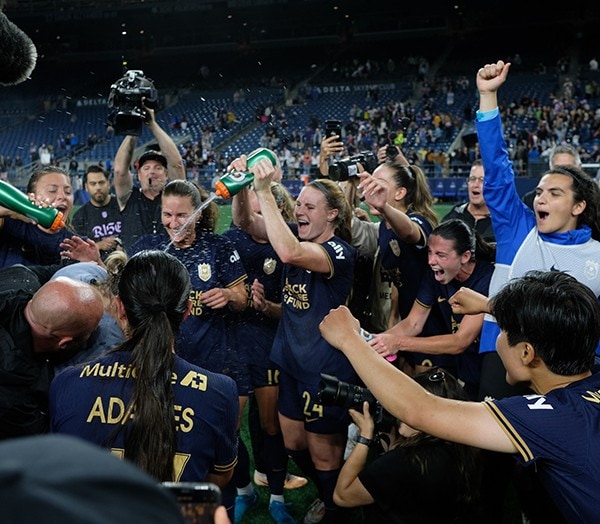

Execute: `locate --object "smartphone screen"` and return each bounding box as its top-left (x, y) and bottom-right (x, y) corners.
top-left (325, 119), bottom-right (342, 139)
top-left (162, 482), bottom-right (221, 524)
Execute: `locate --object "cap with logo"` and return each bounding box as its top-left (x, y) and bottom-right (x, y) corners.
top-left (137, 149), bottom-right (167, 169)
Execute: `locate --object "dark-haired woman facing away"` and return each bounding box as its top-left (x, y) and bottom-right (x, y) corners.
top-left (334, 367), bottom-right (481, 523)
top-left (49, 250), bottom-right (239, 487)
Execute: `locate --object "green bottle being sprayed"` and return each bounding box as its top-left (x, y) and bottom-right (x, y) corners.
top-left (0, 179), bottom-right (65, 231)
top-left (214, 148), bottom-right (277, 199)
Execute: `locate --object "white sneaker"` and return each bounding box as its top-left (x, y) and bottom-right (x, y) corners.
top-left (303, 498), bottom-right (325, 524)
top-left (253, 470), bottom-right (308, 490)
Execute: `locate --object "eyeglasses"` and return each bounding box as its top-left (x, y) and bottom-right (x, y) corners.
top-left (467, 176), bottom-right (485, 183)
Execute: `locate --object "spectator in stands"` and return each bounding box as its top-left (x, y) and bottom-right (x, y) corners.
top-left (333, 367), bottom-right (482, 523)
top-left (0, 166), bottom-right (87, 268)
top-left (320, 269), bottom-right (600, 524)
top-left (442, 159), bottom-right (496, 243)
top-left (0, 276), bottom-right (104, 439)
top-left (50, 250), bottom-right (239, 488)
top-left (231, 154), bottom-right (356, 524)
top-left (368, 219), bottom-right (494, 398)
top-left (521, 144), bottom-right (582, 209)
top-left (113, 103), bottom-right (186, 250)
top-left (71, 165), bottom-right (123, 260)
top-left (476, 59), bottom-right (600, 524)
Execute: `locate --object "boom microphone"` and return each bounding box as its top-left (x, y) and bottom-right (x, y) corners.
top-left (0, 11), bottom-right (38, 86)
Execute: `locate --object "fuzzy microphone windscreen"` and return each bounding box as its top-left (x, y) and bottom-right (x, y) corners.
top-left (0, 11), bottom-right (38, 86)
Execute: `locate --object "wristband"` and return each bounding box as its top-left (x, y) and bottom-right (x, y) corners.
top-left (356, 436), bottom-right (372, 447)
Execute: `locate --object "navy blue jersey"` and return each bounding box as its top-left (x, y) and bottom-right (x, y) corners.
top-left (485, 372), bottom-right (600, 524)
top-left (130, 232), bottom-right (247, 373)
top-left (415, 260), bottom-right (494, 394)
top-left (270, 236), bottom-right (356, 385)
top-left (378, 212), bottom-right (433, 319)
top-left (50, 351), bottom-right (239, 482)
top-left (221, 226), bottom-right (282, 384)
top-left (0, 218), bottom-right (79, 268)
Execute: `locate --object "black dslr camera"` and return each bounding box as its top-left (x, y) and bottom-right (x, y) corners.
top-left (328, 151), bottom-right (378, 182)
top-left (107, 69), bottom-right (159, 136)
top-left (317, 373), bottom-right (394, 432)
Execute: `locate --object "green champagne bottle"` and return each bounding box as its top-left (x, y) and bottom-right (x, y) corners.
top-left (0, 179), bottom-right (65, 231)
top-left (214, 148), bottom-right (277, 199)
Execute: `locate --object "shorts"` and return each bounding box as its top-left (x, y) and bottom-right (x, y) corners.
top-left (277, 369), bottom-right (350, 434)
top-left (223, 345), bottom-right (252, 397)
top-left (248, 358), bottom-right (280, 389)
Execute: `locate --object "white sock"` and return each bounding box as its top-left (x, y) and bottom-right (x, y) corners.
top-left (270, 494), bottom-right (285, 504)
top-left (237, 482), bottom-right (254, 496)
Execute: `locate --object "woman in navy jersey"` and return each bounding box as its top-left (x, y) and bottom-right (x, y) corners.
top-left (231, 154), bottom-right (356, 523)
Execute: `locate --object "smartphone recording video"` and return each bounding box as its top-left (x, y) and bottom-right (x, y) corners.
top-left (325, 119), bottom-right (342, 139)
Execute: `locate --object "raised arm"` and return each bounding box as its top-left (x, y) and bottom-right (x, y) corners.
top-left (113, 136), bottom-right (136, 210)
top-left (144, 104), bottom-right (185, 180)
top-left (358, 173), bottom-right (423, 244)
top-left (231, 184), bottom-right (268, 240)
top-left (252, 160), bottom-right (332, 274)
top-left (319, 306), bottom-right (517, 453)
top-left (477, 60), bottom-right (510, 112)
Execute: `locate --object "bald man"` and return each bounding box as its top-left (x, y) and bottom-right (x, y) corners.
top-left (0, 276), bottom-right (104, 439)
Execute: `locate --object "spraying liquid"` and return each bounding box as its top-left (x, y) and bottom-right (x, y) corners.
top-left (163, 148), bottom-right (276, 251)
top-left (162, 193), bottom-right (217, 252)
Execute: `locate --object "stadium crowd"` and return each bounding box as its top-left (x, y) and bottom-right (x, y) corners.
top-left (2, 53), bottom-right (600, 524)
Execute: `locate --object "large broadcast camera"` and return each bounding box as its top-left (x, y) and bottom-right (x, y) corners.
top-left (317, 373), bottom-right (394, 432)
top-left (107, 69), bottom-right (159, 136)
top-left (328, 151), bottom-right (378, 182)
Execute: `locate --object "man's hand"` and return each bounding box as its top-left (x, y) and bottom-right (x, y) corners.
top-left (142, 98), bottom-right (157, 126)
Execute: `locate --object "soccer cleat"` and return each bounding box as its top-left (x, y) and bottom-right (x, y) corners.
top-left (254, 470), bottom-right (309, 490)
top-left (233, 490), bottom-right (259, 524)
top-left (303, 498), bottom-right (325, 524)
top-left (269, 500), bottom-right (296, 524)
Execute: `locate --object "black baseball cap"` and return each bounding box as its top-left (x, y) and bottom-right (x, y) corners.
top-left (137, 149), bottom-right (168, 169)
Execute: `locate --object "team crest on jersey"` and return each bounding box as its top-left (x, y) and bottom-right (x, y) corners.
top-left (584, 259), bottom-right (599, 281)
top-left (389, 239), bottom-right (401, 257)
top-left (263, 258), bottom-right (277, 275)
top-left (197, 263), bottom-right (212, 282)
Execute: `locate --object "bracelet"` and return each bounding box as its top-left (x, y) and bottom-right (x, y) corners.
top-left (356, 435), bottom-right (372, 447)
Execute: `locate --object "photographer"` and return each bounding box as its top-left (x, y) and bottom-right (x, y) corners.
top-left (113, 99), bottom-right (186, 250)
top-left (333, 368), bottom-right (481, 523)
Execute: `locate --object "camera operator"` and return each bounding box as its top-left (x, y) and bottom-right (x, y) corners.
top-left (333, 367), bottom-right (482, 523)
top-left (113, 100), bottom-right (186, 250)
